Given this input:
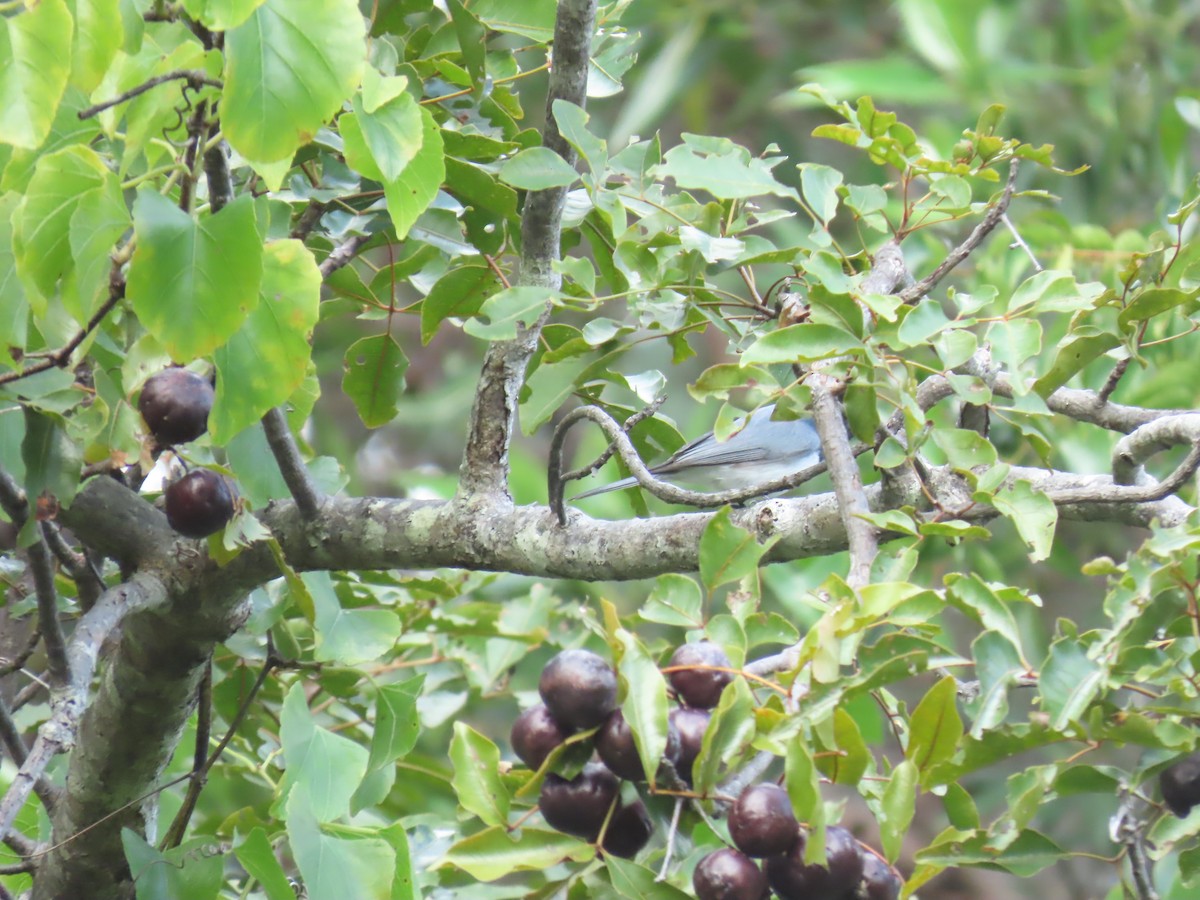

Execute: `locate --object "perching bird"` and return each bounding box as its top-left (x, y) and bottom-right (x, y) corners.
top-left (573, 404), bottom-right (823, 499)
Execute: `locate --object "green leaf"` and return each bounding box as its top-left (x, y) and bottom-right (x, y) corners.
top-left (127, 191), bottom-right (263, 361)
top-left (740, 323), bottom-right (863, 365)
top-left (987, 318), bottom-right (1043, 380)
top-left (916, 828), bottom-right (1064, 877)
top-left (1033, 330), bottom-right (1122, 397)
top-left (123, 830), bottom-right (223, 900)
top-left (613, 628), bottom-right (671, 788)
top-left (420, 265), bottom-right (502, 344)
top-left (820, 707), bottom-right (870, 785)
top-left (693, 677), bottom-right (755, 795)
top-left (879, 759), bottom-right (917, 862)
top-left (698, 507), bottom-right (777, 594)
top-left (0, 0), bottom-right (72, 149)
top-left (70, 0), bottom-right (122, 93)
top-left (287, 793), bottom-right (394, 900)
top-left (905, 676), bottom-right (963, 781)
top-left (380, 107), bottom-right (444, 239)
top-left (498, 146), bottom-right (579, 189)
top-left (22, 408), bottom-right (83, 508)
top-left (450, 722), bottom-right (510, 827)
top-left (234, 827), bottom-right (295, 900)
top-left (68, 171), bottom-right (130, 324)
top-left (180, 0), bottom-right (268, 30)
top-left (0, 193), bottom-right (27, 367)
top-left (551, 100), bottom-right (607, 177)
top-left (990, 479), bottom-right (1057, 562)
top-left (342, 333), bottom-right (408, 428)
top-left (311, 578), bottom-right (403, 665)
top-left (1039, 637), bottom-right (1105, 730)
top-left (381, 823), bottom-right (417, 900)
top-left (211, 240), bottom-right (321, 441)
top-left (798, 163), bottom-right (843, 223)
top-left (1117, 285), bottom-right (1198, 328)
top-left (364, 676), bottom-right (423, 776)
top-left (447, 0), bottom-right (486, 84)
top-left (463, 286), bottom-right (556, 341)
top-left (342, 89), bottom-right (424, 183)
top-left (606, 856), bottom-right (693, 900)
top-left (14, 145), bottom-right (113, 301)
top-left (279, 683), bottom-right (369, 821)
top-left (786, 737), bottom-right (825, 840)
top-left (223, 0), bottom-right (366, 163)
top-left (930, 426), bottom-right (997, 473)
top-left (639, 574), bottom-right (704, 628)
top-left (945, 574), bottom-right (1028, 665)
top-left (652, 135), bottom-right (800, 201)
top-left (442, 826), bottom-right (593, 882)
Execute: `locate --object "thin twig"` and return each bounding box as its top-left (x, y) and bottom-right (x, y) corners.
top-left (546, 405), bottom-right (832, 524)
top-left (160, 660), bottom-right (212, 850)
top-left (41, 522), bottom-right (104, 611)
top-left (897, 160), bottom-right (1020, 304)
top-left (1001, 212), bottom-right (1042, 271)
top-left (655, 797), bottom-right (684, 881)
top-left (0, 628), bottom-right (41, 679)
top-left (0, 472), bottom-right (69, 687)
top-left (1099, 358), bottom-right (1130, 404)
top-left (559, 397), bottom-right (666, 483)
top-left (261, 408), bottom-right (323, 519)
top-left (0, 272), bottom-right (126, 388)
top-left (77, 70), bottom-right (223, 120)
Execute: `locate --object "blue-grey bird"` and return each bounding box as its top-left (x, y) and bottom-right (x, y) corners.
top-left (573, 404), bottom-right (823, 499)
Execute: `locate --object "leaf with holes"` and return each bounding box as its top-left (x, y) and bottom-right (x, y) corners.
top-left (342, 333), bottom-right (408, 428)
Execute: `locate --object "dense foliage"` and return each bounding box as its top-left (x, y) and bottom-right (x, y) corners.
top-left (0, 1), bottom-right (1199, 899)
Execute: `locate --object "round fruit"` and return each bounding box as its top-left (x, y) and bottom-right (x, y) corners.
top-left (511, 704), bottom-right (572, 770)
top-left (596, 709), bottom-right (680, 782)
top-left (1161, 753), bottom-right (1200, 817)
top-left (861, 851), bottom-right (903, 900)
top-left (765, 825), bottom-right (861, 899)
top-left (729, 783), bottom-right (800, 857)
top-left (138, 368), bottom-right (214, 445)
top-left (668, 641), bottom-right (734, 709)
top-left (538, 763), bottom-right (620, 840)
top-left (601, 799), bottom-right (653, 858)
top-left (692, 848), bottom-right (770, 900)
top-left (165, 469), bottom-right (234, 538)
top-left (538, 649), bottom-right (618, 730)
top-left (668, 707), bottom-right (711, 786)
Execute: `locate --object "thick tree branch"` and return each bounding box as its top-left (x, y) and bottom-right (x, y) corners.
top-left (0, 575), bottom-right (164, 849)
top-left (319, 234), bottom-right (371, 278)
top-left (457, 0), bottom-right (597, 499)
top-left (808, 240), bottom-right (910, 588)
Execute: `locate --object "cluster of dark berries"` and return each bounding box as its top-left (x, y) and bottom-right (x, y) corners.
top-left (694, 783), bottom-right (902, 900)
top-left (511, 641), bottom-right (736, 859)
top-left (138, 368), bottom-right (233, 538)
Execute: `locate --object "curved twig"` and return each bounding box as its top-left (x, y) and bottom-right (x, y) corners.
top-left (547, 405), bottom-right (830, 524)
top-left (77, 70), bottom-right (223, 121)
